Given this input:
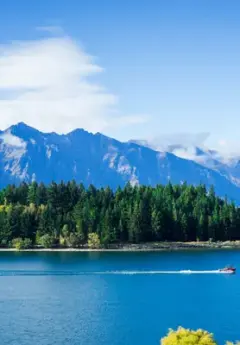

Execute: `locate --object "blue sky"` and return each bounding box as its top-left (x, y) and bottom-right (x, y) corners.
top-left (0, 0), bottom-right (240, 154)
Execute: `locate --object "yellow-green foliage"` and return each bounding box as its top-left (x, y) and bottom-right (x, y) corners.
top-left (161, 327), bottom-right (217, 345)
top-left (59, 235), bottom-right (66, 246)
top-left (88, 232), bottom-right (101, 249)
top-left (0, 205), bottom-right (6, 212)
top-left (12, 238), bottom-right (24, 250)
top-left (12, 238), bottom-right (32, 250)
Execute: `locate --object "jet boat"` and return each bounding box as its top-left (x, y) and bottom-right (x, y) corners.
top-left (218, 266), bottom-right (236, 274)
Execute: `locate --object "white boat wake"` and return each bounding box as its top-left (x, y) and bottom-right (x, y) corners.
top-left (94, 269), bottom-right (232, 275)
top-left (0, 269), bottom-right (234, 276)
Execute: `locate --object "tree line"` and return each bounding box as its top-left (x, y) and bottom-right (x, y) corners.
top-left (0, 180), bottom-right (239, 248)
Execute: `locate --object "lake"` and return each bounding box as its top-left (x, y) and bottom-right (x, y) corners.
top-left (0, 250), bottom-right (239, 345)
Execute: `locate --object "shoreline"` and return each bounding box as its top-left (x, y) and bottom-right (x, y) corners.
top-left (2, 241), bottom-right (240, 252)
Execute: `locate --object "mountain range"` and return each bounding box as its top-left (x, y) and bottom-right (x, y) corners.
top-left (0, 122), bottom-right (240, 203)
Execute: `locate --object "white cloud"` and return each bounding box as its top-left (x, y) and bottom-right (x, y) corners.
top-left (212, 139), bottom-right (240, 160)
top-left (132, 132), bottom-right (240, 165)
top-left (151, 132), bottom-right (210, 151)
top-left (0, 30), bottom-right (146, 134)
top-left (0, 132), bottom-right (26, 148)
top-left (171, 147), bottom-right (201, 160)
top-left (132, 132), bottom-right (210, 152)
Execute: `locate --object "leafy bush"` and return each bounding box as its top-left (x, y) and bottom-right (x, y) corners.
top-left (23, 238), bottom-right (32, 249)
top-left (88, 232), bottom-right (101, 249)
top-left (39, 234), bottom-right (54, 248)
top-left (12, 238), bottom-right (32, 250)
top-left (161, 327), bottom-right (217, 345)
top-left (12, 238), bottom-right (24, 250)
top-left (67, 232), bottom-right (85, 247)
top-left (59, 235), bottom-right (66, 246)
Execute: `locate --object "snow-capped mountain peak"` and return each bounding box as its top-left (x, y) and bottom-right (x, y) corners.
top-left (0, 122), bottom-right (240, 203)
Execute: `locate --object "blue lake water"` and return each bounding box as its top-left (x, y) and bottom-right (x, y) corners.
top-left (0, 250), bottom-right (239, 345)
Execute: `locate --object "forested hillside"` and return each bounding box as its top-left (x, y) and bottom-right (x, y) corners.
top-left (0, 181), bottom-right (239, 248)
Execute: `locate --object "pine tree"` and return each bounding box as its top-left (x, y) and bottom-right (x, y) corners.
top-left (36, 183), bottom-right (47, 205)
top-left (151, 208), bottom-right (164, 241)
top-left (0, 180), bottom-right (238, 247)
top-left (27, 182), bottom-right (38, 205)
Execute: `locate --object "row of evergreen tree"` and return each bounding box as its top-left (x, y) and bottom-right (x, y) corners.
top-left (0, 180), bottom-right (239, 248)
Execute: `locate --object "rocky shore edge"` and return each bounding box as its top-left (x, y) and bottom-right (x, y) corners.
top-left (0, 241), bottom-right (240, 251)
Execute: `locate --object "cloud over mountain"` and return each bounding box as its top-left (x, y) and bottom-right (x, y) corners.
top-left (0, 29), bottom-right (147, 134)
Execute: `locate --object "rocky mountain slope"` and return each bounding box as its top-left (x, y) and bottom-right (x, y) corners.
top-left (0, 122), bottom-right (240, 203)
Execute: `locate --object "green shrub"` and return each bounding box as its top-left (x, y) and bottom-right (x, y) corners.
top-left (12, 238), bottom-right (32, 250)
top-left (22, 238), bottom-right (32, 249)
top-left (39, 234), bottom-right (54, 248)
top-left (161, 327), bottom-right (217, 345)
top-left (67, 232), bottom-right (85, 247)
top-left (88, 232), bottom-right (101, 249)
top-left (12, 238), bottom-right (24, 250)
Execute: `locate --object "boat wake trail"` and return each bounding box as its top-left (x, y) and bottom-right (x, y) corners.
top-left (0, 269), bottom-right (231, 276)
top-left (95, 270), bottom-right (225, 275)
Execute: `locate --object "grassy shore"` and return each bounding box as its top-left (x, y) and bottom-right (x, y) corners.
top-left (1, 241), bottom-right (240, 252)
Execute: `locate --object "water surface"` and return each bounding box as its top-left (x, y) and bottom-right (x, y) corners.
top-left (0, 250), bottom-right (239, 345)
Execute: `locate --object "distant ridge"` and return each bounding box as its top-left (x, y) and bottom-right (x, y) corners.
top-left (0, 122), bottom-right (240, 203)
